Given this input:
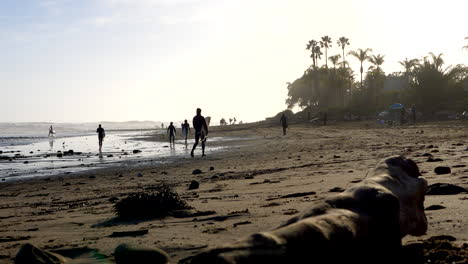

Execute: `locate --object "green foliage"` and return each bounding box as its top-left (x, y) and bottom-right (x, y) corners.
top-left (114, 185), bottom-right (191, 220)
top-left (289, 37), bottom-right (467, 118)
top-left (412, 55), bottom-right (468, 114)
top-left (286, 67), bottom-right (353, 110)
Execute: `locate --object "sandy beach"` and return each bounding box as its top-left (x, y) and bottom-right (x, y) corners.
top-left (0, 121), bottom-right (467, 263)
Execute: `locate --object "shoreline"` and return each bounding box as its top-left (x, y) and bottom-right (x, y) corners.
top-left (0, 121), bottom-right (467, 263)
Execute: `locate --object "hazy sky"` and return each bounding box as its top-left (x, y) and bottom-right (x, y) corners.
top-left (1, 0), bottom-right (467, 123)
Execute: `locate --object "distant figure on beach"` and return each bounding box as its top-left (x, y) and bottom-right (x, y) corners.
top-left (191, 108), bottom-right (209, 157)
top-left (411, 105), bottom-right (416, 124)
top-left (161, 123), bottom-right (164, 129)
top-left (220, 118), bottom-right (227, 126)
top-left (48, 125), bottom-right (55, 137)
top-left (96, 124), bottom-right (105, 152)
top-left (400, 107), bottom-right (406, 125)
top-left (322, 112), bottom-right (328, 125)
top-left (181, 120), bottom-right (191, 144)
top-left (280, 113), bottom-right (288, 135)
top-left (167, 122), bottom-right (176, 146)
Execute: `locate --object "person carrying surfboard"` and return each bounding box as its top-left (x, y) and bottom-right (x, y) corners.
top-left (48, 125), bottom-right (56, 137)
top-left (96, 124), bottom-right (105, 152)
top-left (191, 108), bottom-right (208, 157)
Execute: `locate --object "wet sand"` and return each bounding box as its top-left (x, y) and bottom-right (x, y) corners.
top-left (0, 121), bottom-right (467, 263)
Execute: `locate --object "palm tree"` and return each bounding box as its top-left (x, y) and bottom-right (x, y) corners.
top-left (398, 57), bottom-right (420, 97)
top-left (328, 54), bottom-right (341, 69)
top-left (428, 52), bottom-right (444, 71)
top-left (336, 37), bottom-right (350, 68)
top-left (348, 48), bottom-right (373, 88)
top-left (398, 58), bottom-right (420, 75)
top-left (313, 46), bottom-right (323, 67)
top-left (320, 36), bottom-right (332, 68)
top-left (368, 54), bottom-right (385, 73)
top-left (306, 40), bottom-right (319, 68)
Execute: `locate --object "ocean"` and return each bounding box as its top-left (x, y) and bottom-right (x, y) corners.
top-left (0, 122), bottom-right (226, 182)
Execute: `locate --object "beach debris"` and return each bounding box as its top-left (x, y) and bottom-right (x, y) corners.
top-left (333, 155), bottom-right (341, 158)
top-left (430, 149), bottom-right (439, 153)
top-left (114, 185), bottom-right (191, 220)
top-left (452, 164), bottom-right (466, 168)
top-left (426, 183), bottom-right (467, 195)
top-left (279, 191), bottom-right (316, 199)
top-left (89, 175), bottom-right (96, 179)
top-left (283, 208), bottom-right (299, 215)
top-left (194, 212), bottom-right (249, 222)
top-left (23, 161), bottom-right (29, 164)
top-left (188, 180), bottom-right (199, 190)
top-left (209, 166), bottom-right (215, 171)
top-left (202, 227), bottom-right (227, 234)
top-left (114, 243), bottom-right (169, 264)
top-left (192, 169), bottom-right (202, 175)
top-left (109, 229), bottom-right (149, 238)
top-left (427, 157), bottom-right (443, 162)
top-left (400, 236), bottom-right (466, 264)
top-left (233, 221), bottom-right (252, 227)
top-left (177, 156), bottom-right (429, 264)
top-left (133, 149), bottom-right (142, 154)
top-left (56, 153), bottom-right (63, 158)
top-left (137, 172), bottom-right (143, 177)
top-left (170, 210), bottom-right (216, 218)
top-left (425, 205), bottom-right (446, 211)
top-left (329, 187), bottom-right (345, 192)
top-left (434, 166), bottom-right (451, 175)
top-left (421, 153), bottom-right (432, 157)
top-left (107, 154), bottom-right (113, 157)
top-left (0, 236), bottom-right (31, 243)
top-left (15, 243), bottom-right (69, 264)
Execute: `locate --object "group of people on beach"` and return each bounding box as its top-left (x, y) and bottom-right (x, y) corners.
top-left (166, 108), bottom-right (209, 157)
top-left (90, 108), bottom-right (209, 157)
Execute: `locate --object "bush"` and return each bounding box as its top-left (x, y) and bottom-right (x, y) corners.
top-left (114, 185), bottom-right (191, 220)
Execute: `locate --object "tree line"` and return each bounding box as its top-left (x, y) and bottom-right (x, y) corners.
top-left (286, 36), bottom-right (468, 119)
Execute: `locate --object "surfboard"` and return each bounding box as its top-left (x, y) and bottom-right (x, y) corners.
top-left (202, 116), bottom-right (211, 142)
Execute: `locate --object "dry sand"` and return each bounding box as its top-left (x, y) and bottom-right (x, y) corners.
top-left (0, 121), bottom-right (467, 263)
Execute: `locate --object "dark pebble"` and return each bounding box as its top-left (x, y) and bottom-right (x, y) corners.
top-left (434, 166), bottom-right (451, 175)
top-left (427, 183), bottom-right (467, 195)
top-left (188, 180), bottom-right (199, 190)
top-left (425, 205), bottom-right (446, 210)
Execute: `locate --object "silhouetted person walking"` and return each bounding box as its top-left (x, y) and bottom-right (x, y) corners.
top-left (167, 122), bottom-right (176, 146)
top-left (96, 124), bottom-right (105, 152)
top-left (400, 108), bottom-right (406, 125)
top-left (182, 119), bottom-right (191, 144)
top-left (280, 113), bottom-right (288, 135)
top-left (411, 105), bottom-right (416, 124)
top-left (322, 112), bottom-right (328, 125)
top-left (191, 108), bottom-right (208, 157)
top-left (48, 125), bottom-right (55, 137)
